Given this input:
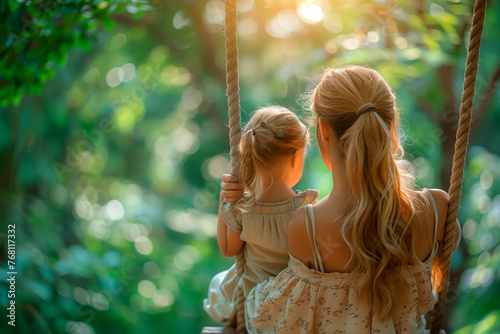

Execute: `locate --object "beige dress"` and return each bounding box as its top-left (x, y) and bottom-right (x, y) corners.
top-left (246, 190), bottom-right (440, 334)
top-left (203, 189), bottom-right (320, 323)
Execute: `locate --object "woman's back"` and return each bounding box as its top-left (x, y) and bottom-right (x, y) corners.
top-left (288, 188), bottom-right (451, 274)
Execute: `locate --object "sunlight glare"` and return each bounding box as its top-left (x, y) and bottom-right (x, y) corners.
top-left (298, 3), bottom-right (324, 24)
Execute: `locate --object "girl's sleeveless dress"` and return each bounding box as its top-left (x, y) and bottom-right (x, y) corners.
top-left (203, 189), bottom-right (320, 323)
top-left (246, 189), bottom-right (440, 334)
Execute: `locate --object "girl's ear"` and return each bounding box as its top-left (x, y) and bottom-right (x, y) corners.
top-left (318, 118), bottom-right (331, 143)
top-left (291, 149), bottom-right (303, 168)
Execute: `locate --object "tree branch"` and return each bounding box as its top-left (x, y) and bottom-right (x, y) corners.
top-left (411, 89), bottom-right (439, 124)
top-left (184, 4), bottom-right (226, 85)
top-left (438, 65), bottom-right (459, 124)
top-left (453, 20), bottom-right (470, 55)
top-left (436, 64), bottom-right (460, 191)
top-left (453, 0), bottom-right (492, 55)
top-left (471, 64), bottom-right (500, 136)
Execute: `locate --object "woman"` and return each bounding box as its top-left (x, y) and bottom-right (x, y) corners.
top-left (243, 65), bottom-right (461, 333)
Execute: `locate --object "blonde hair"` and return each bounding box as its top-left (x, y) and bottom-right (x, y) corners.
top-left (312, 65), bottom-right (426, 321)
top-left (238, 106), bottom-right (308, 212)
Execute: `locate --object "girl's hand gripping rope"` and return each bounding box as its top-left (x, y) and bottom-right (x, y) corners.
top-left (220, 174), bottom-right (244, 203)
top-left (217, 173), bottom-right (245, 257)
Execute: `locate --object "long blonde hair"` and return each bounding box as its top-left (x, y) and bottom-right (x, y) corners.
top-left (238, 106), bottom-right (308, 212)
top-left (312, 65), bottom-right (426, 321)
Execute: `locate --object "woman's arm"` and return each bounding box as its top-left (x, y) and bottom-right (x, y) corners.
top-left (429, 188), bottom-right (461, 287)
top-left (429, 189), bottom-right (461, 253)
top-left (217, 174), bottom-right (245, 257)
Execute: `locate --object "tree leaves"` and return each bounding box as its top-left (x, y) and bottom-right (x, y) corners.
top-left (0, 0), bottom-right (153, 107)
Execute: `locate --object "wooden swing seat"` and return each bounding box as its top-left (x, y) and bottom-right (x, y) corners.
top-left (200, 327), bottom-right (237, 334)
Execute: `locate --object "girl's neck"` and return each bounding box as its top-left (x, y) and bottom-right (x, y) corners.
top-left (255, 178), bottom-right (296, 203)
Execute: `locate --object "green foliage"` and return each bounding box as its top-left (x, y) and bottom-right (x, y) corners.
top-left (0, 0), bottom-right (153, 106)
top-left (0, 0), bottom-right (499, 333)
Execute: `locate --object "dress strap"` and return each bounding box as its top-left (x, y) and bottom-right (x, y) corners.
top-left (304, 204), bottom-right (325, 272)
top-left (423, 189), bottom-right (440, 257)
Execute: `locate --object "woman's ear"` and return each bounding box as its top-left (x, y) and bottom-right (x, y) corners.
top-left (316, 118), bottom-right (333, 171)
top-left (318, 118), bottom-right (331, 144)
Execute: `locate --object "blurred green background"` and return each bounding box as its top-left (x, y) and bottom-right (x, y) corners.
top-left (0, 0), bottom-right (499, 333)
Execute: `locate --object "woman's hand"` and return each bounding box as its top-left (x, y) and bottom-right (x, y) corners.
top-left (220, 174), bottom-right (244, 203)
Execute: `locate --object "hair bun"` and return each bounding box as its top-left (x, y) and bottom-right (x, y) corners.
top-left (357, 103), bottom-right (377, 116)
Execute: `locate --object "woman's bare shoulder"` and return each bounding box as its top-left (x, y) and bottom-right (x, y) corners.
top-left (287, 206), bottom-right (307, 243)
top-left (427, 188), bottom-right (449, 204)
top-left (426, 188), bottom-right (450, 243)
top-left (287, 206), bottom-right (312, 261)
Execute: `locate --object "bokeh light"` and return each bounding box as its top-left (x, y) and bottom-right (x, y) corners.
top-left (173, 11), bottom-right (191, 30)
top-left (121, 63), bottom-right (136, 82)
top-left (105, 199), bottom-right (125, 220)
top-left (138, 280), bottom-right (157, 298)
top-left (204, 0), bottom-right (225, 26)
top-left (153, 289), bottom-right (175, 308)
top-left (298, 2), bottom-right (324, 24)
top-left (106, 67), bottom-right (124, 87)
top-left (134, 236), bottom-right (154, 255)
top-left (238, 17), bottom-right (258, 39)
top-left (266, 10), bottom-right (302, 39)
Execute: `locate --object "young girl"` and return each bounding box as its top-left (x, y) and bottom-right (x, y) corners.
top-left (203, 106), bottom-right (319, 324)
top-left (242, 66), bottom-right (461, 333)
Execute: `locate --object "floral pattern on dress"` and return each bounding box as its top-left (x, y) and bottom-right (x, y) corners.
top-left (246, 255), bottom-right (437, 334)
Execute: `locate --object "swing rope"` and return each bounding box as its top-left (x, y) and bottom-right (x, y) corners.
top-left (222, 0), bottom-right (487, 333)
top-left (224, 0), bottom-right (246, 333)
top-left (430, 0), bottom-right (487, 332)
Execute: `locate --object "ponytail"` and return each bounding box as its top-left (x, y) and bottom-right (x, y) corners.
top-left (342, 107), bottom-right (414, 320)
top-left (239, 129), bottom-right (259, 211)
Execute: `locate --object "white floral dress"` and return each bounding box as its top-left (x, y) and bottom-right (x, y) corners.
top-left (203, 189), bottom-right (320, 323)
top-left (246, 190), bottom-right (440, 334)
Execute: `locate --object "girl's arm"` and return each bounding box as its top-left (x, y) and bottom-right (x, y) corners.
top-left (217, 174), bottom-right (245, 257)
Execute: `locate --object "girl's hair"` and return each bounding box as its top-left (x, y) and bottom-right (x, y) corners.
top-left (237, 106), bottom-right (308, 212)
top-left (311, 65), bottom-right (426, 321)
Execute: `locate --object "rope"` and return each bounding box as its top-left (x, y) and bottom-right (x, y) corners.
top-left (429, 0), bottom-right (487, 332)
top-left (225, 0), bottom-right (242, 179)
top-left (234, 252), bottom-right (246, 334)
top-left (224, 1), bottom-right (246, 333)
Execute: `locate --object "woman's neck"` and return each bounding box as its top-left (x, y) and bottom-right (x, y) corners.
top-left (327, 161), bottom-right (351, 205)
